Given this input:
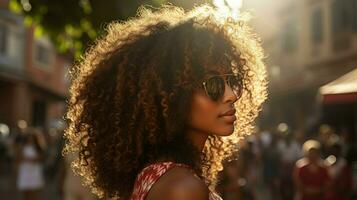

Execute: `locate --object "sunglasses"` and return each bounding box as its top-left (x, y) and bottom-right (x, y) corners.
top-left (202, 73), bottom-right (242, 101)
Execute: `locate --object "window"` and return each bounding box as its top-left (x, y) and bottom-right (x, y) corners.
top-left (32, 100), bottom-right (46, 127)
top-left (0, 24), bottom-right (8, 55)
top-left (35, 43), bottom-right (51, 66)
top-left (282, 18), bottom-right (298, 54)
top-left (331, 0), bottom-right (354, 51)
top-left (331, 0), bottom-right (355, 33)
top-left (311, 8), bottom-right (323, 44)
top-left (351, 0), bottom-right (357, 30)
top-left (63, 62), bottom-right (70, 85)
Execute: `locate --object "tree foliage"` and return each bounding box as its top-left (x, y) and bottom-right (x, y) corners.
top-left (10, 0), bottom-right (209, 58)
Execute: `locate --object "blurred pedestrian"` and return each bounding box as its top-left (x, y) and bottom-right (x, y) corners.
top-left (15, 127), bottom-right (46, 200)
top-left (318, 124), bottom-right (338, 158)
top-left (262, 133), bottom-right (281, 199)
top-left (325, 143), bottom-right (352, 200)
top-left (216, 160), bottom-right (242, 200)
top-left (277, 131), bottom-right (302, 199)
top-left (63, 4), bottom-right (267, 200)
top-left (293, 139), bottom-right (330, 200)
top-left (239, 139), bottom-right (261, 200)
top-left (42, 128), bottom-right (66, 199)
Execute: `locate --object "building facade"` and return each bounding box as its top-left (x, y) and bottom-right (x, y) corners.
top-left (243, 0), bottom-right (357, 135)
top-left (0, 0), bottom-right (70, 130)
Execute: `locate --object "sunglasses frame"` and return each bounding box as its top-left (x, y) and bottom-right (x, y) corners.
top-left (202, 73), bottom-right (242, 100)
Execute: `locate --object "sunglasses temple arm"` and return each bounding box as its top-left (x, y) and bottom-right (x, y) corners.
top-left (202, 82), bottom-right (209, 97)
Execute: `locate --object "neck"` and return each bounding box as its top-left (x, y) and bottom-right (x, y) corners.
top-left (187, 128), bottom-right (208, 152)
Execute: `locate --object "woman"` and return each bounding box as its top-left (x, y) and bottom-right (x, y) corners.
top-left (64, 4), bottom-right (267, 200)
top-left (15, 128), bottom-right (46, 200)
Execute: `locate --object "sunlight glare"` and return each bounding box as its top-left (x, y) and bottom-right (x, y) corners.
top-left (226, 0), bottom-right (243, 10)
top-left (213, 0), bottom-right (243, 19)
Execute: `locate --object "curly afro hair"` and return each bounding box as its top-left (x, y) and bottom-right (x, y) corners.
top-left (64, 4), bottom-right (267, 199)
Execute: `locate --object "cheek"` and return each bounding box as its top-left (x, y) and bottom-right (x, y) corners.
top-left (189, 93), bottom-right (218, 128)
top-left (189, 93), bottom-right (235, 136)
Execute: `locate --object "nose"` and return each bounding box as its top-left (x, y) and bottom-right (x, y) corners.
top-left (222, 82), bottom-right (238, 104)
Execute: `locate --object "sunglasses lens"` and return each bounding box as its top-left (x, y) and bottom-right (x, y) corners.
top-left (205, 76), bottom-right (225, 100)
top-left (227, 75), bottom-right (242, 97)
top-left (204, 74), bottom-right (242, 100)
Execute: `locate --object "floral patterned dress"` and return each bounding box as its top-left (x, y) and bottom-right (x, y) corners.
top-left (130, 162), bottom-right (222, 200)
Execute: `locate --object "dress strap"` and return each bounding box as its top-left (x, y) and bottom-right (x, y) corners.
top-left (130, 161), bottom-right (188, 200)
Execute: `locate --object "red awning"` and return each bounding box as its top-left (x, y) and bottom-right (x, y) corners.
top-left (319, 68), bottom-right (357, 104)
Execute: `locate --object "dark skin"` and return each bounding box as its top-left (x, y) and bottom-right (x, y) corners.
top-left (147, 70), bottom-right (238, 200)
top-left (146, 167), bottom-right (209, 200)
top-left (187, 69), bottom-right (238, 151)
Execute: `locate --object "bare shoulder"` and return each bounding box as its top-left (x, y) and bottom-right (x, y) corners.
top-left (146, 167), bottom-right (209, 200)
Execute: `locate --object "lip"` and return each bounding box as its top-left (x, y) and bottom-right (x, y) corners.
top-left (221, 115), bottom-right (237, 123)
top-left (220, 108), bottom-right (236, 117)
top-left (219, 108), bottom-right (237, 123)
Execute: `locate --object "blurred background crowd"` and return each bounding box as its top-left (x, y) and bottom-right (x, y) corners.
top-left (217, 124), bottom-right (357, 200)
top-left (0, 0), bottom-right (356, 199)
top-left (0, 120), bottom-right (96, 200)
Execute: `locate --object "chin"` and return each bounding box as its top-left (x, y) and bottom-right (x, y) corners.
top-left (214, 126), bottom-right (235, 136)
